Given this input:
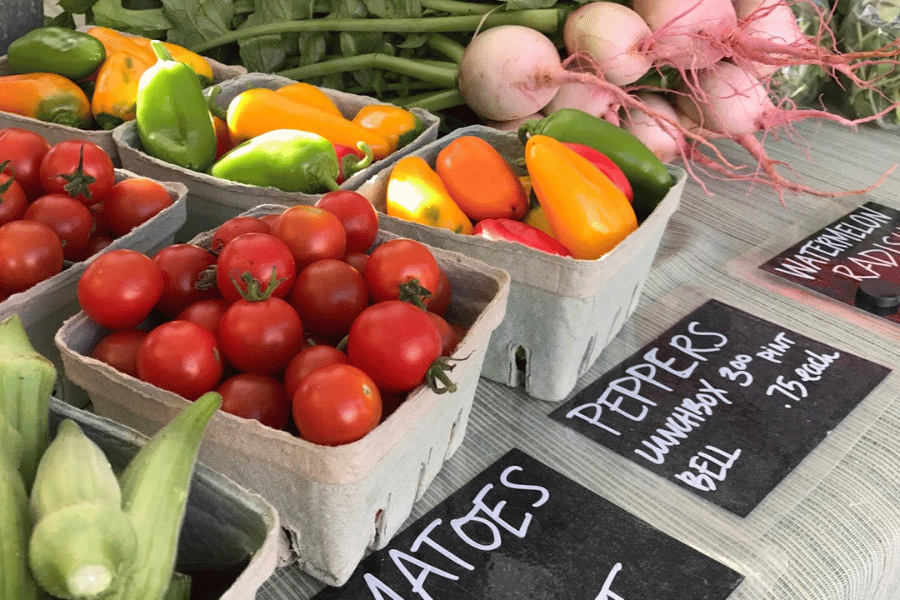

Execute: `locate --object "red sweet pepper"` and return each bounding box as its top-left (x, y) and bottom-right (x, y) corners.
top-left (472, 218), bottom-right (572, 257)
top-left (561, 142), bottom-right (634, 203)
top-left (333, 142), bottom-right (373, 184)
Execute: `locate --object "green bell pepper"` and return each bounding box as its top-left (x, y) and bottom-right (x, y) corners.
top-left (519, 108), bottom-right (675, 220)
top-left (135, 40), bottom-right (216, 172)
top-left (6, 27), bottom-right (106, 81)
top-left (208, 129), bottom-right (342, 193)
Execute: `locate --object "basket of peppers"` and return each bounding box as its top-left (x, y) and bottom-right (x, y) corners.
top-left (112, 65), bottom-right (440, 241)
top-left (0, 25), bottom-right (245, 162)
top-left (356, 117), bottom-right (688, 402)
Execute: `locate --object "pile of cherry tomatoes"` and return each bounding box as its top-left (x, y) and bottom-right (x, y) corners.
top-left (0, 127), bottom-right (174, 300)
top-left (78, 190), bottom-right (466, 446)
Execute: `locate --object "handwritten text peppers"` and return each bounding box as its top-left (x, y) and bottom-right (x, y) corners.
top-left (525, 135), bottom-right (637, 260)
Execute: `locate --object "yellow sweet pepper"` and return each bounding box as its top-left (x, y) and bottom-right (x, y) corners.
top-left (91, 50), bottom-right (151, 129)
top-left (385, 156), bottom-right (473, 235)
top-left (351, 104), bottom-right (424, 154)
top-left (525, 134), bottom-right (637, 260)
top-left (275, 82), bottom-right (344, 118)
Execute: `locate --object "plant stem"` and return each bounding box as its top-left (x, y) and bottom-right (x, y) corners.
top-left (189, 9), bottom-right (567, 53)
top-left (427, 33), bottom-right (467, 64)
top-left (395, 88), bottom-right (467, 111)
top-left (276, 54), bottom-right (459, 87)
top-left (420, 0), bottom-right (501, 14)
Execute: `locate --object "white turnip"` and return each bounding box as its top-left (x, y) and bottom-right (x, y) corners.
top-left (624, 93), bottom-right (683, 163)
top-left (543, 81), bottom-right (621, 124)
top-left (632, 0), bottom-right (738, 70)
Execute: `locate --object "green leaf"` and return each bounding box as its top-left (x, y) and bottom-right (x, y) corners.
top-left (160, 0), bottom-right (234, 48)
top-left (91, 0), bottom-right (173, 37)
top-left (236, 0), bottom-right (314, 73)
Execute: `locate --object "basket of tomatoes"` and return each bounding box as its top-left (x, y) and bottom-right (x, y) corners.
top-left (0, 127), bottom-right (187, 404)
top-left (357, 123), bottom-right (687, 402)
top-left (53, 196), bottom-right (510, 586)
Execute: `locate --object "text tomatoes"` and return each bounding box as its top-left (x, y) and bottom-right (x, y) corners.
top-left (0, 127), bottom-right (50, 200)
top-left (364, 238), bottom-right (441, 306)
top-left (215, 232), bottom-right (296, 303)
top-left (0, 220), bottom-right (64, 294)
top-left (78, 249), bottom-right (164, 329)
top-left (347, 300), bottom-right (442, 393)
top-left (136, 320), bottom-right (224, 400)
top-left (102, 178), bottom-right (173, 236)
top-left (292, 363), bottom-right (381, 446)
top-left (217, 295), bottom-right (304, 374)
top-left (39, 140), bottom-right (115, 206)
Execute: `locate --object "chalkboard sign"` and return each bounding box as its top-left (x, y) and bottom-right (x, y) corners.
top-left (311, 448), bottom-right (745, 600)
top-left (760, 201), bottom-right (900, 322)
top-left (549, 299), bottom-right (890, 517)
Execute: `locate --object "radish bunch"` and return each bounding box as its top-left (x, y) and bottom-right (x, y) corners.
top-left (457, 0), bottom-right (900, 201)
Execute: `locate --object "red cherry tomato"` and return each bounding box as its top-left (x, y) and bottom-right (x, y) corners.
top-left (364, 238), bottom-right (441, 307)
top-left (292, 363), bottom-right (382, 446)
top-left (152, 243), bottom-right (219, 317)
top-left (217, 372), bottom-right (290, 430)
top-left (77, 249), bottom-right (164, 329)
top-left (23, 193), bottom-right (93, 261)
top-left (89, 329), bottom-right (149, 378)
top-left (136, 320), bottom-right (224, 400)
top-left (0, 127), bottom-right (50, 200)
top-left (215, 232), bottom-right (296, 303)
top-left (102, 178), bottom-right (174, 236)
top-left (210, 216), bottom-right (271, 254)
top-left (343, 251), bottom-right (369, 274)
top-left (427, 267), bottom-right (452, 317)
top-left (347, 300), bottom-right (443, 393)
top-left (0, 220), bottom-right (64, 294)
top-left (0, 169), bottom-right (28, 225)
top-left (290, 259), bottom-right (369, 339)
top-left (39, 140), bottom-right (115, 206)
top-left (426, 311), bottom-right (462, 356)
top-left (315, 190), bottom-right (379, 254)
top-left (176, 298), bottom-right (231, 333)
top-left (270, 204), bottom-right (346, 272)
top-left (283, 344), bottom-right (350, 401)
top-left (217, 296), bottom-right (304, 374)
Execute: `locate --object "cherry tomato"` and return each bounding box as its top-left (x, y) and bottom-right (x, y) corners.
top-left (78, 249), bottom-right (164, 329)
top-left (427, 267), bottom-right (452, 317)
top-left (24, 193), bottom-right (93, 261)
top-left (39, 140), bottom-right (115, 206)
top-left (69, 235), bottom-right (114, 263)
top-left (283, 344), bottom-right (350, 401)
top-left (176, 297), bottom-right (231, 333)
top-left (152, 243), bottom-right (219, 317)
top-left (292, 363), bottom-right (381, 446)
top-left (347, 300), bottom-right (442, 393)
top-left (0, 168), bottom-right (28, 225)
top-left (0, 128), bottom-right (50, 200)
top-left (215, 232), bottom-right (296, 303)
top-left (136, 320), bottom-right (224, 400)
top-left (0, 220), bottom-right (64, 294)
top-left (290, 259), bottom-right (369, 339)
top-left (270, 204), bottom-right (346, 272)
top-left (217, 296), bottom-right (304, 374)
top-left (217, 372), bottom-right (290, 430)
top-left (426, 311), bottom-right (461, 356)
top-left (89, 329), bottom-right (149, 378)
top-left (210, 216), bottom-right (271, 254)
top-left (343, 251), bottom-right (369, 274)
top-left (102, 178), bottom-right (173, 236)
top-left (365, 238), bottom-right (441, 306)
top-left (315, 190), bottom-right (379, 254)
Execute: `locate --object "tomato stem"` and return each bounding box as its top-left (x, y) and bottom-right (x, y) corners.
top-left (0, 161), bottom-right (15, 195)
top-left (58, 144), bottom-right (97, 200)
top-left (425, 356), bottom-right (458, 394)
top-left (398, 278), bottom-right (432, 310)
top-left (232, 270), bottom-right (285, 301)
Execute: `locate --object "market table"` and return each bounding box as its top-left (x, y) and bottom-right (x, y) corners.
top-left (249, 119), bottom-right (900, 600)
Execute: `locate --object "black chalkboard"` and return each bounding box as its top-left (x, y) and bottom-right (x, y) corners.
top-left (549, 299), bottom-right (890, 517)
top-left (760, 201), bottom-right (900, 322)
top-left (311, 448), bottom-right (744, 599)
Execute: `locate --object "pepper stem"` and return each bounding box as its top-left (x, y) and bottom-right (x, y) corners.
top-left (150, 39), bottom-right (174, 62)
top-left (342, 143), bottom-right (374, 181)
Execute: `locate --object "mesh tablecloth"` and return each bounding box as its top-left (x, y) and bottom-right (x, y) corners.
top-left (257, 120), bottom-right (900, 600)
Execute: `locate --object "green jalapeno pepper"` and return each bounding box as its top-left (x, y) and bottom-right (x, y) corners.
top-left (208, 128), bottom-right (342, 194)
top-left (519, 108), bottom-right (674, 220)
top-left (135, 40), bottom-right (216, 172)
top-left (6, 27), bottom-right (106, 81)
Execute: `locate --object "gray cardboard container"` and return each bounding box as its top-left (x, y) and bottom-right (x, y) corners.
top-left (54, 211), bottom-right (511, 587)
top-left (47, 397), bottom-right (281, 599)
top-left (0, 41), bottom-right (246, 165)
top-left (112, 72), bottom-right (441, 242)
top-left (357, 125), bottom-right (687, 402)
top-left (0, 169), bottom-right (187, 407)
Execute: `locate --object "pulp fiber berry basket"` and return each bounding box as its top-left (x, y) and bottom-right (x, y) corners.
top-left (1, 169), bottom-right (187, 407)
top-left (54, 207), bottom-right (511, 587)
top-left (47, 397), bottom-right (281, 600)
top-left (356, 124), bottom-right (687, 402)
top-left (0, 30), bottom-right (246, 165)
top-left (112, 72), bottom-right (441, 242)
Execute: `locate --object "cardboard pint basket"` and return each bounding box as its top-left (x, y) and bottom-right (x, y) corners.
top-left (47, 397), bottom-right (281, 599)
top-left (357, 125), bottom-right (687, 402)
top-left (112, 72), bottom-right (441, 242)
top-left (0, 169), bottom-right (187, 407)
top-left (55, 213), bottom-right (511, 586)
top-left (0, 36), bottom-right (246, 165)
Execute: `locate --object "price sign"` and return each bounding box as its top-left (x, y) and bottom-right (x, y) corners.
top-left (550, 299), bottom-right (890, 517)
top-left (311, 448), bottom-right (744, 600)
top-left (760, 201), bottom-right (900, 320)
